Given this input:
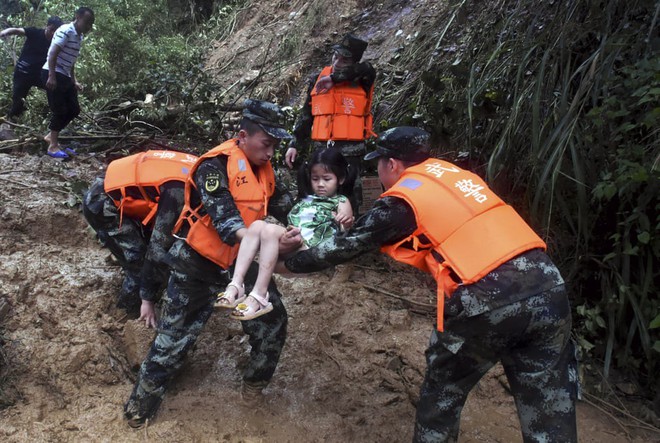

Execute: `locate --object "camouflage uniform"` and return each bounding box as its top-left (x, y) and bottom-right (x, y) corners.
top-left (285, 127), bottom-right (578, 443)
top-left (291, 35), bottom-right (376, 213)
top-left (124, 100), bottom-right (294, 425)
top-left (124, 259), bottom-right (288, 422)
top-left (82, 176), bottom-right (184, 311)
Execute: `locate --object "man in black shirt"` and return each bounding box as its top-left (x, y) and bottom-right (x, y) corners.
top-left (0, 16), bottom-right (63, 120)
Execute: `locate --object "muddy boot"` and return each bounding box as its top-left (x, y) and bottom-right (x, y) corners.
top-left (241, 380), bottom-right (268, 407)
top-left (124, 392), bottom-right (162, 429)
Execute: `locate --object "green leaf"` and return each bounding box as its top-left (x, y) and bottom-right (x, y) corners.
top-left (623, 244), bottom-right (639, 255)
top-left (603, 252), bottom-right (617, 262)
top-left (577, 336), bottom-right (595, 352)
top-left (604, 183), bottom-right (617, 199)
top-left (650, 314), bottom-right (660, 329)
top-left (654, 341), bottom-right (660, 353)
top-left (637, 231), bottom-right (651, 244)
top-left (616, 122), bottom-right (636, 133)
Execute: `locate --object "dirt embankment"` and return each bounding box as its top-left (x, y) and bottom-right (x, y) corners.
top-left (204, 0), bottom-right (443, 109)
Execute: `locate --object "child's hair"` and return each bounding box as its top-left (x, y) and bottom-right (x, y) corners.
top-left (296, 148), bottom-right (357, 199)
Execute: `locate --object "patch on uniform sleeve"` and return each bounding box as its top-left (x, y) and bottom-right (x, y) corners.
top-left (204, 173), bottom-right (221, 193)
top-left (399, 178), bottom-right (423, 190)
top-left (238, 159), bottom-right (247, 172)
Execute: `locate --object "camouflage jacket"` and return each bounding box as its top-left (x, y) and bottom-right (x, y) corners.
top-left (139, 182), bottom-right (184, 301)
top-left (284, 195), bottom-right (564, 316)
top-left (166, 154), bottom-right (293, 282)
top-left (83, 177), bottom-right (184, 303)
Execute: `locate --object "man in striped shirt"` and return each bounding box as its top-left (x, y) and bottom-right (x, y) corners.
top-left (41, 6), bottom-right (94, 159)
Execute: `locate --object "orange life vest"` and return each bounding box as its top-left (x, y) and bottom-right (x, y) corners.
top-left (381, 159), bottom-right (547, 331)
top-left (104, 150), bottom-right (198, 227)
top-left (310, 66), bottom-right (376, 141)
top-left (173, 139), bottom-right (276, 269)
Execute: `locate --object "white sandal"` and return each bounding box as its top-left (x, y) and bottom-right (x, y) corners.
top-left (231, 292), bottom-right (273, 321)
top-left (214, 282), bottom-right (246, 309)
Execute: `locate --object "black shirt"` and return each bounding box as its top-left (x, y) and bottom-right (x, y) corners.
top-left (16, 27), bottom-right (50, 74)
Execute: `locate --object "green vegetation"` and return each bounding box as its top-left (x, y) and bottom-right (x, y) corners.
top-left (0, 0), bottom-right (247, 139)
top-left (380, 0), bottom-right (659, 393)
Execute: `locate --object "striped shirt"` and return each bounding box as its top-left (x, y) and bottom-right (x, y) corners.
top-left (42, 22), bottom-right (83, 77)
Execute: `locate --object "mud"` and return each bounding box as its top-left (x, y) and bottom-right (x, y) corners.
top-left (0, 153), bottom-right (656, 442)
top-left (0, 0), bottom-right (657, 440)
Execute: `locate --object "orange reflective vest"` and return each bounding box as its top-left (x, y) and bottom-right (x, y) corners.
top-left (381, 159), bottom-right (547, 331)
top-left (173, 139), bottom-right (276, 269)
top-left (310, 66), bottom-right (376, 141)
top-left (104, 150), bottom-right (198, 227)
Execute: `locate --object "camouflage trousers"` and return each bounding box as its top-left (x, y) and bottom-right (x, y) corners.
top-left (82, 177), bottom-right (147, 311)
top-left (413, 285), bottom-right (578, 443)
top-left (124, 263), bottom-right (288, 421)
top-left (312, 141), bottom-right (364, 214)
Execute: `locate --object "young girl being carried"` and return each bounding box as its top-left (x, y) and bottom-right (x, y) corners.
top-left (215, 147), bottom-right (357, 320)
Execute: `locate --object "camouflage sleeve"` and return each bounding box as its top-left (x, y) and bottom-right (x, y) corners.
top-left (267, 177), bottom-right (294, 225)
top-left (330, 61), bottom-right (376, 92)
top-left (284, 196), bottom-right (417, 273)
top-left (292, 72), bottom-right (318, 145)
top-left (195, 156), bottom-right (246, 246)
top-left (139, 182), bottom-right (184, 302)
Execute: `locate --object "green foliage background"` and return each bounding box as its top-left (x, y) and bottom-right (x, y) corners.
top-left (378, 0), bottom-right (659, 392)
top-left (0, 0), bottom-right (237, 138)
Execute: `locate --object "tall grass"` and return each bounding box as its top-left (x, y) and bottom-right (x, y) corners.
top-left (378, 0), bottom-right (659, 393)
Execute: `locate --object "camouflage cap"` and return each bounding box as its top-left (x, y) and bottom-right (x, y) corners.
top-left (242, 99), bottom-right (293, 140)
top-left (364, 127), bottom-right (431, 162)
top-left (332, 34), bottom-right (368, 62)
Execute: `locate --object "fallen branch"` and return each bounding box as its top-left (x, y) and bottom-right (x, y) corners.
top-left (0, 117), bottom-right (37, 131)
top-left (362, 284), bottom-right (435, 314)
top-left (354, 264), bottom-right (387, 272)
top-left (0, 137), bottom-right (42, 151)
top-left (0, 176), bottom-right (32, 187)
top-left (0, 169), bottom-right (33, 174)
top-left (583, 391), bottom-right (660, 434)
top-left (0, 176), bottom-right (69, 195)
top-left (581, 395), bottom-right (631, 440)
top-left (57, 134), bottom-right (131, 140)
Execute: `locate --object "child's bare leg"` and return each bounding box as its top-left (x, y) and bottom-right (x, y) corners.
top-left (232, 220), bottom-right (268, 287)
top-left (253, 224), bottom-right (287, 295)
top-left (216, 220), bottom-right (267, 308)
top-left (232, 224), bottom-right (286, 320)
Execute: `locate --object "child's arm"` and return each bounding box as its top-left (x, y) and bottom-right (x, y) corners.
top-left (334, 199), bottom-right (354, 230)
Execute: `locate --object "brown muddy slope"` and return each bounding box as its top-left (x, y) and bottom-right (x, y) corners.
top-left (0, 153), bottom-right (652, 442)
